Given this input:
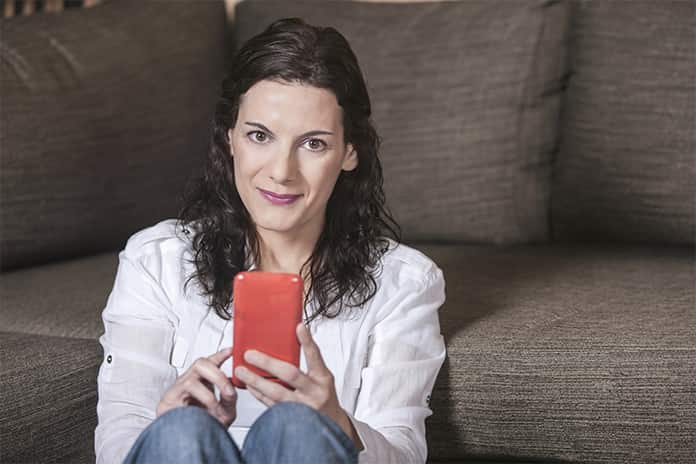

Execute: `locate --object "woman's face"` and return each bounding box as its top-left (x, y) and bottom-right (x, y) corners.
top-left (228, 79), bottom-right (358, 241)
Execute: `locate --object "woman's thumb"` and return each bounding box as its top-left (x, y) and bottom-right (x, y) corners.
top-left (216, 383), bottom-right (237, 425)
top-left (220, 383), bottom-right (237, 405)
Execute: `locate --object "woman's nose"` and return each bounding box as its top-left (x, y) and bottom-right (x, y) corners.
top-left (268, 148), bottom-right (298, 184)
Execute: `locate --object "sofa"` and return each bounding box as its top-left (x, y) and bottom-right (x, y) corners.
top-left (1, 0), bottom-right (693, 463)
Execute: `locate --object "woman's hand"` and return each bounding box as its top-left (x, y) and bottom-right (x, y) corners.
top-left (235, 323), bottom-right (364, 451)
top-left (156, 347), bottom-right (238, 428)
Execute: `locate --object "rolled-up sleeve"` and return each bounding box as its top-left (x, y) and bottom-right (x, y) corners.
top-left (346, 265), bottom-right (447, 464)
top-left (95, 248), bottom-right (179, 464)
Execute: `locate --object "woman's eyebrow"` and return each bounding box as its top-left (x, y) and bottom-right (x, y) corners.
top-left (244, 121), bottom-right (334, 138)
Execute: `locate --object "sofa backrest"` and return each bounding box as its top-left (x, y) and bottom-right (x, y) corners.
top-left (4, 0), bottom-right (691, 273)
top-left (552, 0), bottom-right (695, 245)
top-left (0, 0), bottom-right (228, 271)
top-left (234, 0), bottom-right (570, 246)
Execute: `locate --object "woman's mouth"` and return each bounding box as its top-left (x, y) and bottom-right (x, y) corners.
top-left (257, 188), bottom-right (302, 205)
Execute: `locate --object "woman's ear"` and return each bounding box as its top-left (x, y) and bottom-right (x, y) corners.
top-left (341, 144), bottom-right (358, 171)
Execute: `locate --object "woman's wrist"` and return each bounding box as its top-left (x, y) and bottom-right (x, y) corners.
top-left (337, 409), bottom-right (364, 452)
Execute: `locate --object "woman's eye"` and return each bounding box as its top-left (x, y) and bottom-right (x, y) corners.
top-left (304, 138), bottom-right (327, 151)
top-left (248, 131), bottom-right (269, 143)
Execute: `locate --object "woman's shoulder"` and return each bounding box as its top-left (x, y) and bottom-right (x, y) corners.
top-left (118, 218), bottom-right (201, 305)
top-left (357, 239), bottom-right (445, 325)
top-left (378, 238), bottom-right (444, 288)
top-left (122, 218), bottom-right (193, 260)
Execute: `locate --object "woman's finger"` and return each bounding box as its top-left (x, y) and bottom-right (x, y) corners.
top-left (192, 356), bottom-right (236, 398)
top-left (296, 323), bottom-right (330, 378)
top-left (184, 378), bottom-right (236, 424)
top-left (209, 346), bottom-right (233, 366)
top-left (157, 348), bottom-right (237, 425)
top-left (247, 384), bottom-right (274, 408)
top-left (235, 365), bottom-right (294, 403)
top-left (181, 377), bottom-right (220, 412)
top-left (243, 349), bottom-right (312, 391)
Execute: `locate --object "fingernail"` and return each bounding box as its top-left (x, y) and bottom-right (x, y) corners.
top-left (224, 385), bottom-right (235, 395)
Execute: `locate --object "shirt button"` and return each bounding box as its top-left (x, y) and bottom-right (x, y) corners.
top-left (425, 394), bottom-right (431, 405)
top-left (107, 355), bottom-right (113, 363)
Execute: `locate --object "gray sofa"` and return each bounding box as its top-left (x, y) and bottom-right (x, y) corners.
top-left (1, 1), bottom-right (693, 463)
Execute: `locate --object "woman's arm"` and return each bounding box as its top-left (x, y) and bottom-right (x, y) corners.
top-left (346, 265), bottom-right (447, 463)
top-left (95, 247), bottom-right (179, 464)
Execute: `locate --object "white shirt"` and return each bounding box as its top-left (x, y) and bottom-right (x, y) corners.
top-left (95, 218), bottom-right (446, 464)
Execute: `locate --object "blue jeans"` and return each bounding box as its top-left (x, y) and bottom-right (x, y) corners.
top-left (122, 402), bottom-right (359, 463)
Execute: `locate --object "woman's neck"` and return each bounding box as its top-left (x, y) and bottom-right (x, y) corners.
top-left (254, 229), bottom-right (316, 277)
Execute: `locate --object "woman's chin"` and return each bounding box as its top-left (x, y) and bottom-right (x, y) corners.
top-left (252, 215), bottom-right (300, 234)
top-left (255, 223), bottom-right (295, 234)
top-left (247, 202), bottom-right (323, 237)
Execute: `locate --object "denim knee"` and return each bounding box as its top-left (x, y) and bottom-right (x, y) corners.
top-left (260, 401), bottom-right (319, 425)
top-left (152, 406), bottom-right (225, 437)
top-left (243, 401), bottom-right (358, 463)
top-left (123, 406), bottom-right (240, 464)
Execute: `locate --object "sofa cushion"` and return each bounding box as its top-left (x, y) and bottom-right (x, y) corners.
top-left (418, 242), bottom-right (694, 463)
top-left (233, 0), bottom-right (569, 245)
top-left (0, 251), bottom-right (117, 339)
top-left (0, 0), bottom-right (227, 271)
top-left (0, 330), bottom-right (102, 463)
top-left (552, 0), bottom-right (695, 245)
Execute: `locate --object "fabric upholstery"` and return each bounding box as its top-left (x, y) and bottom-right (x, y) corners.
top-left (0, 0), bottom-right (227, 271)
top-left (418, 242), bottom-right (695, 463)
top-left (0, 251), bottom-right (117, 339)
top-left (1, 241), bottom-right (693, 463)
top-left (2, 1), bottom-right (694, 463)
top-left (0, 331), bottom-right (102, 463)
top-left (552, 0), bottom-right (696, 245)
top-left (233, 0), bottom-right (570, 245)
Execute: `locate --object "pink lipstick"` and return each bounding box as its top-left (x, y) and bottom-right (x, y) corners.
top-left (258, 188), bottom-right (302, 205)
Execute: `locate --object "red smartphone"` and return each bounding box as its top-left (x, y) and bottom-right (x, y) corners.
top-left (230, 271), bottom-right (304, 390)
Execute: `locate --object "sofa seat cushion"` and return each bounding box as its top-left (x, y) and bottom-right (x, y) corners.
top-left (1, 243), bottom-right (692, 463)
top-left (417, 242), bottom-right (694, 463)
top-left (0, 251), bottom-right (117, 339)
top-left (0, 330), bottom-right (101, 463)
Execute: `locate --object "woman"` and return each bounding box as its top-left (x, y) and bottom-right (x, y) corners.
top-left (95, 17), bottom-right (446, 464)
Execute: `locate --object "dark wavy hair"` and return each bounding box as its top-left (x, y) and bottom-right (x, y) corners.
top-left (175, 17), bottom-right (401, 324)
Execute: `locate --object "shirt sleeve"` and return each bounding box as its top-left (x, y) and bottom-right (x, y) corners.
top-left (94, 248), bottom-right (179, 464)
top-left (345, 265), bottom-right (447, 464)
